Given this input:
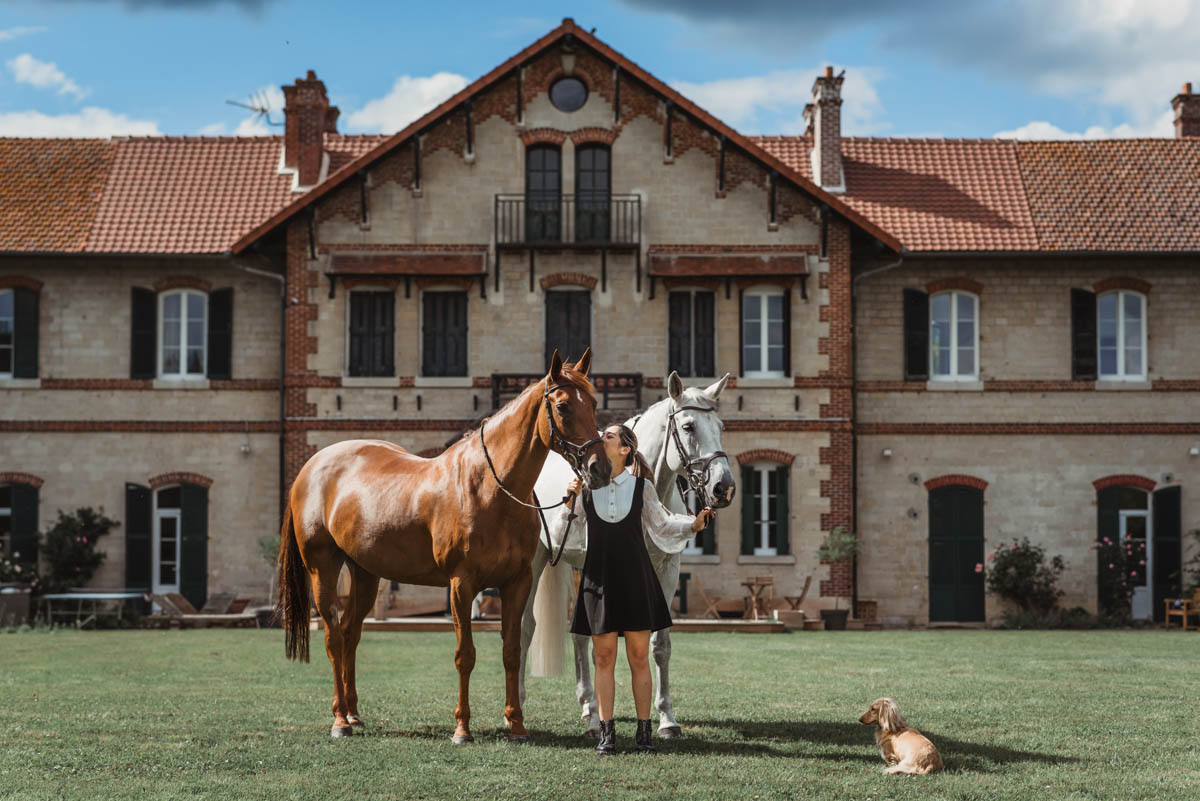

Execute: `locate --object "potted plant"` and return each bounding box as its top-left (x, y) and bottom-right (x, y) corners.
top-left (255, 535), bottom-right (282, 628)
top-left (817, 526), bottom-right (859, 630)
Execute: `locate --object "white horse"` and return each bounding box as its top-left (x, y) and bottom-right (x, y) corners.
top-left (518, 372), bottom-right (735, 738)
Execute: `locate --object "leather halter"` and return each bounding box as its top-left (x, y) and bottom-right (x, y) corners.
top-left (666, 402), bottom-right (728, 512)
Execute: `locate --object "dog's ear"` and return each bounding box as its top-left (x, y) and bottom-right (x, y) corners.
top-left (879, 699), bottom-right (906, 733)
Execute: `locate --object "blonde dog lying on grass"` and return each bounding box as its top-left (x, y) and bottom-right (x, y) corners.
top-left (859, 698), bottom-right (944, 774)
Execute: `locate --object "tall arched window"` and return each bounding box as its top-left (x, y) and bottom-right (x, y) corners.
top-left (525, 144), bottom-right (561, 243)
top-left (575, 143), bottom-right (610, 243)
top-left (1097, 291), bottom-right (1145, 379)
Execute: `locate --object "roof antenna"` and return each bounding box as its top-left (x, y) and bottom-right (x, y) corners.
top-left (225, 89), bottom-right (284, 128)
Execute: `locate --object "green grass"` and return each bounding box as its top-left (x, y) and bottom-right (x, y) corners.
top-left (1, 628), bottom-right (1198, 801)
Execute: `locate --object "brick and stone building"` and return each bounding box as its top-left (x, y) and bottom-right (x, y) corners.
top-left (2, 20), bottom-right (1196, 625)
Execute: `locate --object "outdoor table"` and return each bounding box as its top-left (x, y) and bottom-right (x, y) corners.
top-left (741, 579), bottom-right (773, 620)
top-left (42, 592), bottom-right (145, 629)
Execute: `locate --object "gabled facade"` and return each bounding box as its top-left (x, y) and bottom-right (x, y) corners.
top-left (2, 21), bottom-right (1197, 625)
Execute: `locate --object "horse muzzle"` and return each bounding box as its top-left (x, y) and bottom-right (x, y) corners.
top-left (586, 453), bottom-right (612, 489)
top-left (710, 478), bottom-right (735, 508)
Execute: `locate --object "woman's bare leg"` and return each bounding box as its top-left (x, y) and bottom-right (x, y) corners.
top-left (591, 633), bottom-right (618, 720)
top-left (624, 630), bottom-right (652, 720)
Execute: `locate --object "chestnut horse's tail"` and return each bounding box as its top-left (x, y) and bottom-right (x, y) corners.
top-left (276, 503), bottom-right (311, 663)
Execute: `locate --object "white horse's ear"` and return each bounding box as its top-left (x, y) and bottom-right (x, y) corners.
top-left (573, 348), bottom-right (592, 377)
top-left (703, 373), bottom-right (731, 401)
top-left (548, 350), bottom-right (564, 382)
top-left (667, 371), bottom-right (685, 403)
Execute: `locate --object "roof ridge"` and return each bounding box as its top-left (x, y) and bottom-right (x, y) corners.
top-left (114, 135), bottom-right (284, 142)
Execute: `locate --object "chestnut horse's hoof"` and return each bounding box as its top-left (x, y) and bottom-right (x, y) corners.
top-left (331, 725), bottom-right (354, 738)
top-left (347, 716), bottom-right (365, 730)
top-left (658, 726), bottom-right (683, 739)
top-left (451, 734), bottom-right (475, 745)
top-left (508, 735), bottom-right (532, 745)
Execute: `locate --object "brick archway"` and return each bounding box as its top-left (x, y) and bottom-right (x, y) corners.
top-left (924, 474), bottom-right (989, 492)
top-left (539, 272), bottom-right (597, 291)
top-left (148, 472), bottom-right (214, 489)
top-left (735, 448), bottom-right (794, 466)
top-left (0, 471), bottom-right (45, 488)
top-left (153, 276), bottom-right (213, 294)
top-left (1092, 473), bottom-right (1156, 492)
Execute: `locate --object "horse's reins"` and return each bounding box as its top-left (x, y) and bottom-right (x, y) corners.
top-left (478, 380), bottom-right (601, 567)
top-left (666, 402), bottom-right (728, 514)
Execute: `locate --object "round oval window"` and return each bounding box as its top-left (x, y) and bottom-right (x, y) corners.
top-left (549, 77), bottom-right (588, 112)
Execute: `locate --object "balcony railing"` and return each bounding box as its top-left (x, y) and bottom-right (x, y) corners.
top-left (494, 194), bottom-right (641, 247)
top-left (492, 372), bottom-right (643, 410)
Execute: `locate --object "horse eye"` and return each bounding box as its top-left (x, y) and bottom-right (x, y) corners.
top-left (682, 422), bottom-right (696, 433)
top-left (556, 403), bottom-right (570, 414)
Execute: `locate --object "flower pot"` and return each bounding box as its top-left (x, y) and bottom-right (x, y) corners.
top-left (0, 584), bottom-right (33, 627)
top-left (819, 608), bottom-right (849, 631)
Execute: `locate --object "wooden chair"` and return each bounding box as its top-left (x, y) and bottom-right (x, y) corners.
top-left (1164, 588), bottom-right (1200, 630)
top-left (144, 593), bottom-right (257, 629)
top-left (692, 576), bottom-right (724, 620)
top-left (783, 575), bottom-right (812, 610)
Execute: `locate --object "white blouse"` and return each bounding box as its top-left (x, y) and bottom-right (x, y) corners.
top-left (549, 468), bottom-right (697, 555)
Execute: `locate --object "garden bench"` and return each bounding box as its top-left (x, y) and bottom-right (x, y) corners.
top-left (1164, 588), bottom-right (1200, 630)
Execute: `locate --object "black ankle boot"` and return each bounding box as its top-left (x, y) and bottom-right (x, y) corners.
top-left (635, 719), bottom-right (657, 753)
top-left (595, 719), bottom-right (616, 754)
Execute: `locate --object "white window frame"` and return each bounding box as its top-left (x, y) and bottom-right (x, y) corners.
top-left (1097, 290), bottom-right (1147, 381)
top-left (750, 462), bottom-right (782, 556)
top-left (0, 485), bottom-right (11, 557)
top-left (158, 290), bottom-right (207, 379)
top-left (929, 290), bottom-right (979, 381)
top-left (667, 286), bottom-right (719, 379)
top-left (153, 490), bottom-right (182, 596)
top-left (742, 286), bottom-right (786, 378)
top-left (0, 289), bottom-right (13, 379)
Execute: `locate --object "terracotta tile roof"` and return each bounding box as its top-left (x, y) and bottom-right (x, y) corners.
top-left (1016, 138), bottom-right (1200, 252)
top-left (0, 138), bottom-right (115, 253)
top-left (754, 134), bottom-right (1200, 253)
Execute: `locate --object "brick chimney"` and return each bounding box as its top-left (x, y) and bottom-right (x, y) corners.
top-left (1172, 82), bottom-right (1199, 138)
top-left (282, 70), bottom-right (339, 187)
top-left (803, 66), bottom-right (845, 192)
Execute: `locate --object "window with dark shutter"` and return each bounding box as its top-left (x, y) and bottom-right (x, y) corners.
top-left (903, 288), bottom-right (929, 380)
top-left (740, 463), bottom-right (788, 556)
top-left (206, 288), bottom-right (233, 380)
top-left (179, 483), bottom-right (209, 612)
top-left (1070, 288), bottom-right (1097, 380)
top-left (526, 145), bottom-right (561, 243)
top-left (130, 287), bottom-right (157, 379)
top-left (575, 144), bottom-right (611, 243)
top-left (349, 291), bottom-right (395, 377)
top-left (544, 290), bottom-right (591, 369)
top-left (1152, 486), bottom-right (1182, 623)
top-left (12, 287), bottom-right (39, 378)
top-left (124, 483), bottom-right (153, 591)
top-left (693, 291), bottom-right (715, 377)
top-left (668, 290), bottom-right (716, 377)
top-left (740, 465), bottom-right (755, 556)
top-left (5, 483), bottom-right (38, 565)
top-left (422, 291), bottom-right (468, 377)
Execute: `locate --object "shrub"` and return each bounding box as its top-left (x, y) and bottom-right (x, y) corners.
top-left (1093, 534), bottom-right (1141, 617)
top-left (0, 551), bottom-right (40, 588)
top-left (40, 507), bottom-right (120, 594)
top-left (984, 537), bottom-right (1065, 614)
top-left (817, 527), bottom-right (858, 611)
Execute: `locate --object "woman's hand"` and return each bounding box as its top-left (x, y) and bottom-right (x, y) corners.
top-left (565, 477), bottom-right (583, 497)
top-left (690, 507), bottom-right (715, 532)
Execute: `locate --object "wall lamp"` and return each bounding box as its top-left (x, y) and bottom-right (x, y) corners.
top-left (1190, 445), bottom-right (1200, 457)
top-left (881, 447), bottom-right (893, 458)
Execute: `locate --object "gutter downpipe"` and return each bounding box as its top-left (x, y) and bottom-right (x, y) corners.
top-left (229, 251), bottom-right (287, 529)
top-left (849, 250), bottom-right (905, 616)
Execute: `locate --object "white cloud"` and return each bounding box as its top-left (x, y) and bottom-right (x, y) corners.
top-left (0, 26), bottom-right (47, 41)
top-left (995, 110), bottom-right (1175, 140)
top-left (0, 107), bottom-right (160, 137)
top-left (345, 73), bottom-right (470, 134)
top-left (7, 53), bottom-right (88, 100)
top-left (670, 66), bottom-right (889, 135)
top-left (198, 121), bottom-right (227, 135)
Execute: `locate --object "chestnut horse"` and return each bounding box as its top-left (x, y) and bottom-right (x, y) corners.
top-left (276, 350), bottom-right (609, 742)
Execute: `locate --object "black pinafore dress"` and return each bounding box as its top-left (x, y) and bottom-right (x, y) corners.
top-left (570, 477), bottom-right (674, 637)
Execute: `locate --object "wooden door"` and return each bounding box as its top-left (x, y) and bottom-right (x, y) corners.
top-left (544, 291), bottom-right (591, 369)
top-left (929, 485), bottom-right (985, 622)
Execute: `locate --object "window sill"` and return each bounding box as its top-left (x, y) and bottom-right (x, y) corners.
top-left (414, 376), bottom-right (473, 388)
top-left (153, 378), bottom-right (210, 390)
top-left (736, 554), bottom-right (796, 565)
top-left (343, 376), bottom-right (400, 388)
top-left (926, 379), bottom-right (983, 391)
top-left (735, 376), bottom-right (792, 388)
top-left (0, 378), bottom-right (41, 389)
top-left (1094, 379), bottom-right (1151, 391)
top-left (681, 554), bottom-right (719, 565)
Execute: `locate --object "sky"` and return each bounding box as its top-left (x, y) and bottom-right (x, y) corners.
top-left (1, 0), bottom-right (1197, 139)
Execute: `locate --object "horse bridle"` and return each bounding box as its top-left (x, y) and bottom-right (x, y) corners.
top-left (478, 380), bottom-right (601, 566)
top-left (666, 402), bottom-right (728, 513)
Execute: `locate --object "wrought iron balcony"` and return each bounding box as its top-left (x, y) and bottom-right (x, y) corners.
top-left (491, 372), bottom-right (643, 410)
top-left (494, 194), bottom-right (641, 248)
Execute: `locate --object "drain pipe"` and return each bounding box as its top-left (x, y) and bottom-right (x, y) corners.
top-left (849, 251), bottom-right (904, 616)
top-left (229, 251), bottom-right (287, 528)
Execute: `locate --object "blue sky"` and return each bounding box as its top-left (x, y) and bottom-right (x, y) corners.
top-left (1, 0), bottom-right (1196, 139)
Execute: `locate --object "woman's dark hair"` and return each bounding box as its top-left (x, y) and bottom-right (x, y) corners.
top-left (608, 424), bottom-right (654, 479)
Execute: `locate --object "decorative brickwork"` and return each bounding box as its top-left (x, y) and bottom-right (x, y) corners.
top-left (569, 128), bottom-right (617, 145)
top-left (820, 558), bottom-right (853, 601)
top-left (519, 128), bottom-right (568, 146)
top-left (924, 474), bottom-right (989, 492)
top-left (1093, 276), bottom-right (1152, 295)
top-left (859, 423), bottom-right (1200, 435)
top-left (735, 448), bottom-right (794, 466)
top-left (416, 277), bottom-right (475, 291)
top-left (0, 472), bottom-right (44, 488)
top-left (0, 276), bottom-right (43, 292)
top-left (38, 378), bottom-right (276, 390)
top-left (660, 277), bottom-right (720, 290)
top-left (0, 422), bottom-right (279, 432)
top-left (149, 471), bottom-right (214, 489)
top-left (648, 244), bottom-right (818, 254)
top-left (1092, 474), bottom-right (1156, 492)
top-left (925, 277), bottom-right (983, 295)
top-left (539, 272), bottom-right (597, 290)
top-left (153, 276), bottom-right (212, 294)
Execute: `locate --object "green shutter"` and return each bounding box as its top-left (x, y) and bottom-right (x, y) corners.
top-left (1096, 486), bottom-right (1121, 615)
top-left (903, 289), bottom-right (929, 380)
top-left (179, 483), bottom-right (208, 611)
top-left (1152, 486), bottom-right (1182, 623)
top-left (130, 287), bottom-right (157, 379)
top-left (206, 288), bottom-right (234, 380)
top-left (124, 483), bottom-right (152, 591)
top-left (9, 482), bottom-right (38, 566)
top-left (740, 465), bottom-right (755, 555)
top-left (12, 287), bottom-right (39, 379)
top-left (781, 288), bottom-right (791, 377)
top-left (775, 466), bottom-right (790, 555)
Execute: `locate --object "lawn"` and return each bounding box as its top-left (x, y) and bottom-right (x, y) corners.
top-left (1, 628), bottom-right (1197, 801)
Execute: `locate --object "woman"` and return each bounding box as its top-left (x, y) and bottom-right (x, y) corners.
top-left (555, 424), bottom-right (714, 754)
